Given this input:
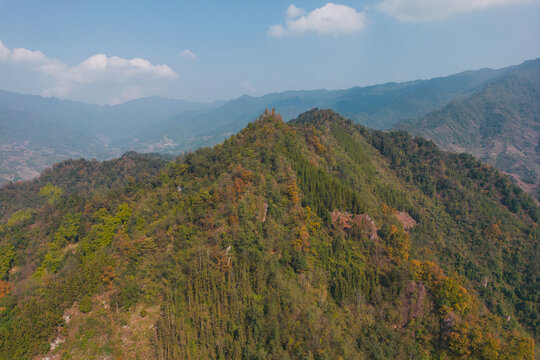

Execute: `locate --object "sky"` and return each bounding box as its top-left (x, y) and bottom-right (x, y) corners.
top-left (0, 0), bottom-right (539, 105)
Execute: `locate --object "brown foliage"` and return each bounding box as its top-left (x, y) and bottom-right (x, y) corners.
top-left (292, 226), bottom-right (310, 251)
top-left (286, 178), bottom-right (300, 205)
top-left (0, 280), bottom-right (10, 299)
top-left (100, 265), bottom-right (115, 289)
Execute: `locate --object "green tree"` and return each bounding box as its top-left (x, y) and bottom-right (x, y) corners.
top-left (39, 183), bottom-right (63, 205)
top-left (0, 243), bottom-right (15, 279)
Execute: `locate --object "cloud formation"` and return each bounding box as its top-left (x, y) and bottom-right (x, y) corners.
top-left (377, 0), bottom-right (537, 22)
top-left (0, 40), bottom-right (177, 104)
top-left (268, 3), bottom-right (366, 37)
top-left (180, 49), bottom-right (197, 59)
top-left (0, 41), bottom-right (10, 60)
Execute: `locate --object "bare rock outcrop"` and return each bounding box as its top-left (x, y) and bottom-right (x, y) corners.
top-left (331, 210), bottom-right (378, 240)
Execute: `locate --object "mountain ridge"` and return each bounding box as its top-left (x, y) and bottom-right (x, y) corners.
top-left (0, 109), bottom-right (537, 359)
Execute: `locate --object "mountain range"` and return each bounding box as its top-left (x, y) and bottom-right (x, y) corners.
top-left (0, 109), bottom-right (537, 359)
top-left (2, 58), bottom-right (536, 185)
top-left (396, 58), bottom-right (540, 201)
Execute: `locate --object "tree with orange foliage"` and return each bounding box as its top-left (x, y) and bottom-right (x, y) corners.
top-left (484, 223), bottom-right (503, 241)
top-left (286, 178), bottom-right (300, 205)
top-left (233, 177), bottom-right (247, 197)
top-left (447, 323), bottom-right (472, 358)
top-left (411, 259), bottom-right (472, 315)
top-left (100, 266), bottom-right (115, 289)
top-left (308, 134), bottom-right (325, 154)
top-left (292, 226), bottom-right (310, 251)
top-left (380, 223), bottom-right (410, 262)
top-left (0, 280), bottom-right (10, 299)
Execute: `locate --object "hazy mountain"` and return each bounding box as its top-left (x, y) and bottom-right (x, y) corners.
top-left (0, 110), bottom-right (537, 359)
top-left (0, 58), bottom-right (534, 183)
top-left (0, 106), bottom-right (106, 182)
top-left (0, 90), bottom-right (221, 140)
top-left (397, 58), bottom-right (540, 199)
top-left (0, 93), bottom-right (220, 182)
top-left (123, 61), bottom-right (517, 154)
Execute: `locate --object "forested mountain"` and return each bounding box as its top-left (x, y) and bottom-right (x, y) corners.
top-left (397, 58), bottom-right (540, 200)
top-left (0, 109), bottom-right (537, 359)
top-left (1, 58), bottom-right (526, 184)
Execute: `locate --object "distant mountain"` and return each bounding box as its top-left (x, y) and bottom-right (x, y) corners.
top-left (0, 106), bottom-right (105, 182)
top-left (397, 58), bottom-right (540, 200)
top-left (0, 58), bottom-right (535, 183)
top-left (122, 61), bottom-right (516, 154)
top-left (0, 90), bottom-right (220, 141)
top-left (0, 93), bottom-right (220, 182)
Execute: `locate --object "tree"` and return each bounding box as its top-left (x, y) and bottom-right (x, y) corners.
top-left (39, 183), bottom-right (63, 205)
top-left (0, 243), bottom-right (15, 280)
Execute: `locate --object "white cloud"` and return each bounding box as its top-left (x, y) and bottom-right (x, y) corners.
top-left (11, 48), bottom-right (48, 63)
top-left (268, 3), bottom-right (367, 38)
top-left (0, 41), bottom-right (177, 104)
top-left (0, 41), bottom-right (11, 60)
top-left (71, 54), bottom-right (176, 80)
top-left (378, 0), bottom-right (537, 22)
top-left (286, 4), bottom-right (306, 19)
top-left (180, 49), bottom-right (197, 59)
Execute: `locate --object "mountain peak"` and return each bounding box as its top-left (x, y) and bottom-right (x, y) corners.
top-left (289, 108), bottom-right (349, 126)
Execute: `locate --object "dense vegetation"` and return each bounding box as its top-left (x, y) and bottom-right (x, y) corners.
top-left (0, 151), bottom-right (169, 221)
top-left (0, 109), bottom-right (538, 359)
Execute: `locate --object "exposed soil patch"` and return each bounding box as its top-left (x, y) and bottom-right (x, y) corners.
top-left (395, 211), bottom-right (417, 230)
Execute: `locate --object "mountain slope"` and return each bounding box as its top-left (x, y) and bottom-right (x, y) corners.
top-left (397, 59), bottom-right (540, 199)
top-left (0, 109), bottom-right (537, 359)
top-left (0, 151), bottom-right (170, 221)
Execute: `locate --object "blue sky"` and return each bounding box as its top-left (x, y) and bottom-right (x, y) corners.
top-left (0, 0), bottom-right (539, 104)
